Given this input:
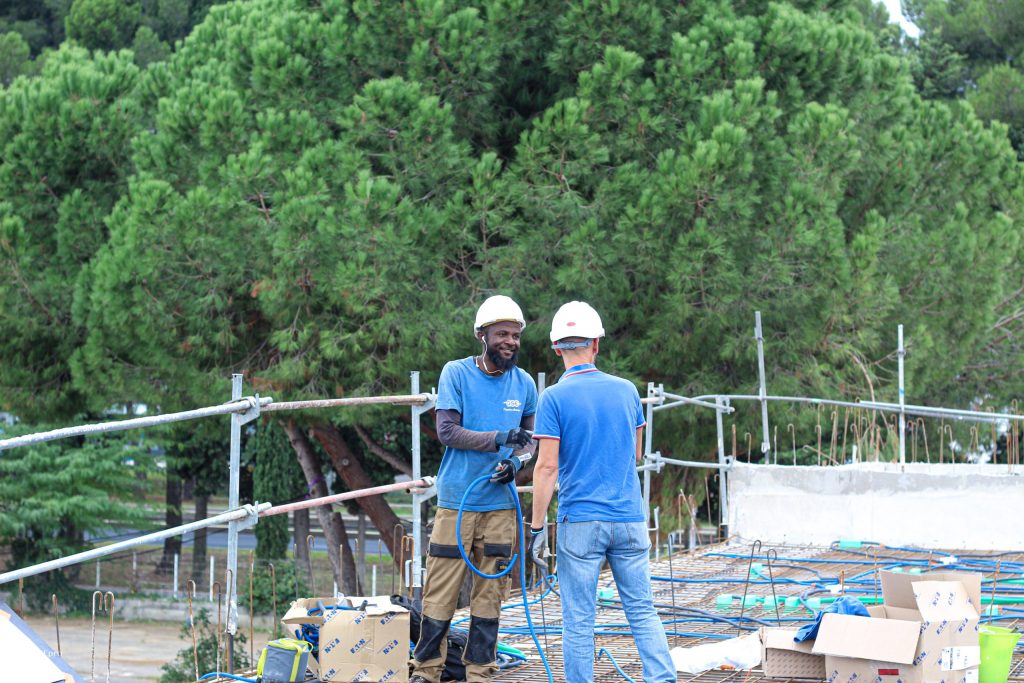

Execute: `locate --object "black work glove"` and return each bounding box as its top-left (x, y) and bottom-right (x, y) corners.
top-left (490, 458), bottom-right (519, 485)
top-left (496, 427), bottom-right (533, 450)
top-left (526, 525), bottom-right (548, 572)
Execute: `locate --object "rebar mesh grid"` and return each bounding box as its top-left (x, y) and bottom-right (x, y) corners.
top-left (483, 539), bottom-right (1024, 682)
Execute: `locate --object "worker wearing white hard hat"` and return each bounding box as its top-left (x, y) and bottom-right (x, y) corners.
top-left (410, 295), bottom-right (537, 683)
top-left (529, 301), bottom-right (675, 683)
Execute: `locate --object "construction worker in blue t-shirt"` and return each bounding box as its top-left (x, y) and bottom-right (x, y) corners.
top-left (529, 300), bottom-right (676, 683)
top-left (409, 295), bottom-right (538, 683)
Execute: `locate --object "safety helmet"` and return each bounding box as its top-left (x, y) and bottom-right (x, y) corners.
top-left (474, 295), bottom-right (526, 334)
top-left (549, 301), bottom-right (605, 343)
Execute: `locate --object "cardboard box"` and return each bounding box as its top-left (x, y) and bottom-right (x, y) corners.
top-left (281, 596), bottom-right (410, 682)
top-left (760, 627), bottom-right (827, 679)
top-left (812, 571), bottom-right (982, 683)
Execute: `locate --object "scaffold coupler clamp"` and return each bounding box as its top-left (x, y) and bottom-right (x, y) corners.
top-left (237, 502), bottom-right (268, 532)
top-left (412, 476), bottom-right (437, 499)
top-left (236, 393), bottom-right (262, 425)
top-left (647, 451), bottom-right (666, 474)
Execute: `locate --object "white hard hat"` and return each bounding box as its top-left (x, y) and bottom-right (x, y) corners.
top-left (549, 301), bottom-right (605, 343)
top-left (474, 295), bottom-right (526, 333)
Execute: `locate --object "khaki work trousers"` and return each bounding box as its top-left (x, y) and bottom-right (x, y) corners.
top-left (411, 507), bottom-right (517, 682)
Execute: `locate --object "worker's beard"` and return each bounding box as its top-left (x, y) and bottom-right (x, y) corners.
top-left (484, 339), bottom-right (519, 372)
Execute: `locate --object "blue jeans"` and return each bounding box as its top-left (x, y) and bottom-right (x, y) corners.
top-left (557, 520), bottom-right (676, 683)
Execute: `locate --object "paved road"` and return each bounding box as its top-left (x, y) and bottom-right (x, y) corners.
top-left (90, 524), bottom-right (395, 555)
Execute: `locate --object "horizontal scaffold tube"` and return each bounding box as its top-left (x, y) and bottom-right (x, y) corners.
top-left (262, 393), bottom-right (432, 411)
top-left (859, 400), bottom-right (1024, 423)
top-left (0, 397), bottom-right (273, 452)
top-left (260, 477), bottom-right (435, 517)
top-left (691, 394), bottom-right (1024, 423)
top-left (0, 477), bottom-right (435, 585)
top-left (0, 503), bottom-right (271, 585)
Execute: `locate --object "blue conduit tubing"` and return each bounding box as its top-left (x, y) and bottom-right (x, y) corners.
top-left (598, 647), bottom-right (639, 683)
top-left (456, 473), bottom-right (554, 683)
top-left (199, 674), bottom-right (257, 682)
top-left (200, 538), bottom-right (1022, 681)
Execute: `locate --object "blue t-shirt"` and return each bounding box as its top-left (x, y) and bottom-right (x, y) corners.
top-left (534, 363), bottom-right (646, 522)
top-left (435, 357), bottom-right (538, 511)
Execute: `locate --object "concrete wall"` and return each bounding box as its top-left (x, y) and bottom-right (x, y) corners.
top-left (727, 462), bottom-right (1024, 550)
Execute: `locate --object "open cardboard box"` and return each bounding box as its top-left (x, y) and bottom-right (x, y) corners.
top-left (760, 627), bottom-right (827, 679)
top-left (281, 596), bottom-right (410, 682)
top-left (811, 570), bottom-right (982, 683)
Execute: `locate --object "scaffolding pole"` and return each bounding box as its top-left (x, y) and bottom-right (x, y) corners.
top-left (715, 396), bottom-right (729, 533)
top-left (0, 396), bottom-right (273, 452)
top-left (755, 311), bottom-right (771, 464)
top-left (0, 478), bottom-right (434, 586)
top-left (643, 383), bottom-right (658, 521)
top-left (654, 393), bottom-right (730, 413)
top-left (261, 478), bottom-right (435, 517)
top-left (409, 371), bottom-right (437, 601)
top-left (226, 375), bottom-right (242, 665)
top-left (898, 325), bottom-right (906, 466)
top-left (0, 503), bottom-right (269, 585)
top-left (858, 401), bottom-right (1024, 423)
top-left (263, 395), bottom-right (430, 411)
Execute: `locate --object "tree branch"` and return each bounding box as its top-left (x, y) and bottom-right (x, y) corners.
top-left (354, 424), bottom-right (413, 477)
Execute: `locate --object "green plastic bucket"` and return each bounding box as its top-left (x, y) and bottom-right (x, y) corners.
top-left (979, 625), bottom-right (1020, 683)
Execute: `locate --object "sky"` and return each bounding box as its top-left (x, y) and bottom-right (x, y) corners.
top-left (882, 0), bottom-right (922, 38)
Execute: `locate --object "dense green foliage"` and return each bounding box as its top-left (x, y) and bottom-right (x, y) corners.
top-left (0, 426), bottom-right (152, 605)
top-left (248, 558), bottom-right (308, 614)
top-left (251, 420), bottom-right (307, 559)
top-left (906, 0), bottom-right (1024, 156)
top-left (65, 0), bottom-right (141, 52)
top-left (159, 608), bottom-right (249, 683)
top-left (1, 0), bottom-right (215, 74)
top-left (0, 0), bottom-right (1022, 536)
top-left (0, 46), bottom-right (141, 420)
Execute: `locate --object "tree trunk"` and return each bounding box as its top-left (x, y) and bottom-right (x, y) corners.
top-left (283, 420), bottom-right (358, 595)
top-left (191, 492), bottom-right (209, 589)
top-left (157, 467), bottom-right (183, 575)
top-left (309, 422), bottom-right (404, 565)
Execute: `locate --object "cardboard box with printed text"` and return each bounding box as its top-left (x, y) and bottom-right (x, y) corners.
top-left (281, 596), bottom-right (410, 682)
top-left (760, 627), bottom-right (827, 679)
top-left (811, 570), bottom-right (982, 683)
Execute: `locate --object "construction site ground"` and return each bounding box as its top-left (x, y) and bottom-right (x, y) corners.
top-left (194, 539), bottom-right (1024, 682)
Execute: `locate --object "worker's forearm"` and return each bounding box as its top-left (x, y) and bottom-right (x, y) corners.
top-left (531, 466), bottom-right (558, 527)
top-left (435, 409), bottom-right (498, 453)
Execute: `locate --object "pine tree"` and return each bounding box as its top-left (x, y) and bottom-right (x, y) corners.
top-left (1, 0), bottom-right (1020, 573)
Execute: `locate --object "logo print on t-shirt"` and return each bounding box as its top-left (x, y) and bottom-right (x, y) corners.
top-left (504, 399), bottom-right (522, 411)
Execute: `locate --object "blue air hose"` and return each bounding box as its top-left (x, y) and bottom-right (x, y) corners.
top-left (598, 647), bottom-right (639, 683)
top-left (456, 473), bottom-right (554, 683)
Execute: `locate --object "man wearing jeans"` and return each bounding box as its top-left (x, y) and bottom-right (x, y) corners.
top-left (529, 300), bottom-right (675, 683)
